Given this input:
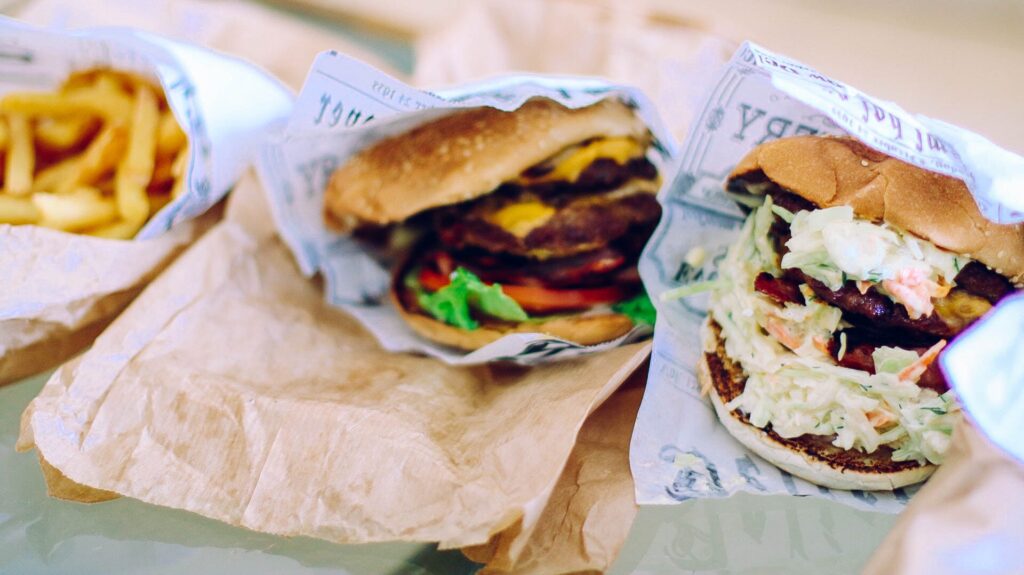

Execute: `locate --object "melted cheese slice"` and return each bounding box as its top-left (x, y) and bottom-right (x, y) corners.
top-left (522, 137), bottom-right (644, 184)
top-left (489, 201), bottom-right (555, 238)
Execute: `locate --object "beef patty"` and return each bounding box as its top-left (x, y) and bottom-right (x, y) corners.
top-left (436, 180), bottom-right (662, 259)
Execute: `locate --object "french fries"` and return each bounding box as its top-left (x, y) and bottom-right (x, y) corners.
top-left (0, 69), bottom-right (188, 238)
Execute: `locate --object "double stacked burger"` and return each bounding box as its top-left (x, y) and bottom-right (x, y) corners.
top-left (698, 136), bottom-right (1023, 489)
top-left (325, 98), bottom-right (662, 350)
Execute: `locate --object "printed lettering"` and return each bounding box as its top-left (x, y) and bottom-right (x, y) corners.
top-left (327, 101), bottom-right (344, 127)
top-left (733, 104), bottom-right (766, 141)
top-left (857, 95), bottom-right (871, 123)
top-left (889, 115), bottom-right (903, 140)
top-left (759, 117), bottom-right (793, 144)
top-left (314, 93), bottom-right (330, 125)
top-left (793, 124), bottom-right (819, 136)
top-left (344, 108), bottom-right (373, 127)
top-left (872, 102), bottom-right (886, 122)
top-left (371, 80), bottom-right (396, 101)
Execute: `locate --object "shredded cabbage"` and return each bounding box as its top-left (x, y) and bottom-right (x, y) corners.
top-left (709, 201), bottom-right (960, 465)
top-left (781, 206), bottom-right (969, 292)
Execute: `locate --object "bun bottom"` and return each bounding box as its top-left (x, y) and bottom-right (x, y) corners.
top-left (699, 318), bottom-right (935, 491)
top-left (390, 287), bottom-right (634, 351)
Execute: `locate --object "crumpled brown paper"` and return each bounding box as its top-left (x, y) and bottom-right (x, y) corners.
top-left (18, 171), bottom-right (650, 549)
top-left (413, 0), bottom-right (733, 143)
top-left (862, 421), bottom-right (1024, 575)
top-left (0, 212), bottom-right (214, 386)
top-left (464, 364), bottom-right (645, 574)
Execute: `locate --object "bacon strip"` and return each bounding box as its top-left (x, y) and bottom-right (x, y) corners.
top-left (754, 272), bottom-right (805, 305)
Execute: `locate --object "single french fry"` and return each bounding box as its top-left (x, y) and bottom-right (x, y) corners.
top-left (156, 111), bottom-right (186, 157)
top-left (35, 115), bottom-right (97, 150)
top-left (0, 118), bottom-right (8, 151)
top-left (60, 69), bottom-right (102, 93)
top-left (4, 114), bottom-right (34, 196)
top-left (115, 85), bottom-right (158, 226)
top-left (170, 144), bottom-right (189, 199)
top-left (73, 122), bottom-right (128, 189)
top-left (0, 194), bottom-right (40, 224)
top-left (31, 156), bottom-right (80, 193)
top-left (32, 187), bottom-right (119, 231)
top-left (2, 82), bottom-right (133, 123)
top-left (85, 218), bottom-right (141, 240)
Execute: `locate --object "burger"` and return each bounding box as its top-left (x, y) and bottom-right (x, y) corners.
top-left (689, 135), bottom-right (1023, 490)
top-left (324, 97), bottom-right (663, 350)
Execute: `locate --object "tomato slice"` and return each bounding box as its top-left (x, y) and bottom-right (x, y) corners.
top-left (500, 283), bottom-right (628, 313)
top-left (416, 267), bottom-right (628, 313)
top-left (419, 267), bottom-right (451, 292)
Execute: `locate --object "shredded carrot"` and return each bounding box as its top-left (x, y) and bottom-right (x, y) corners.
top-left (812, 336), bottom-right (831, 356)
top-left (867, 409), bottom-right (896, 428)
top-left (899, 339), bottom-right (948, 382)
top-left (856, 280), bottom-right (872, 294)
top-left (765, 317), bottom-right (803, 351)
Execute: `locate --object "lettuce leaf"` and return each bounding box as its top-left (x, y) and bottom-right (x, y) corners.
top-left (871, 346), bottom-right (920, 374)
top-left (613, 290), bottom-right (656, 326)
top-left (414, 267), bottom-right (528, 330)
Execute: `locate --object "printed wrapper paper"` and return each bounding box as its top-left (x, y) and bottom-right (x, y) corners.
top-left (632, 41), bottom-right (1024, 512)
top-left (17, 171), bottom-right (652, 550)
top-left (412, 0), bottom-right (734, 145)
top-left (256, 52), bottom-right (676, 365)
top-left (0, 18), bottom-right (292, 384)
top-left (463, 365), bottom-right (645, 574)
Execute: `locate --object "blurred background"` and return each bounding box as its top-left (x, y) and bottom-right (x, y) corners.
top-left (255, 0), bottom-right (1024, 152)
top-left (4, 0), bottom-right (1023, 152)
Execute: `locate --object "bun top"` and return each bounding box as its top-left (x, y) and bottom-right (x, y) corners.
top-left (324, 98), bottom-right (650, 230)
top-left (729, 136), bottom-right (1024, 283)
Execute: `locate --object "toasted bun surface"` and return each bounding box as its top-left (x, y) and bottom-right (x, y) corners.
top-left (730, 136), bottom-right (1024, 283)
top-left (700, 318), bottom-right (935, 491)
top-left (325, 98), bottom-right (649, 229)
top-left (390, 288), bottom-right (634, 351)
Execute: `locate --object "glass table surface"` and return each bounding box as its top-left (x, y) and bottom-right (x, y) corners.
top-left (1, 373), bottom-right (894, 574)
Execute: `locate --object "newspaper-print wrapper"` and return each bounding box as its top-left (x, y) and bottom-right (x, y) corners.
top-left (632, 41), bottom-right (1024, 512)
top-left (0, 18), bottom-right (292, 384)
top-left (256, 51), bottom-right (675, 365)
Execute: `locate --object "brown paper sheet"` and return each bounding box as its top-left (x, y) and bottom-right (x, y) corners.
top-left (862, 421), bottom-right (1024, 575)
top-left (464, 364), bottom-right (645, 574)
top-left (412, 0), bottom-right (733, 143)
top-left (18, 171), bottom-right (650, 550)
top-left (0, 213), bottom-right (213, 386)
